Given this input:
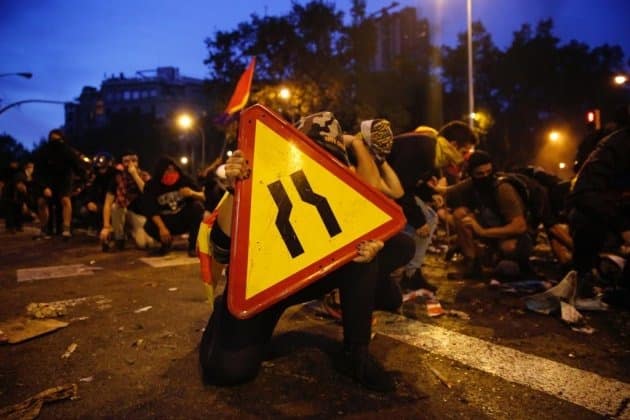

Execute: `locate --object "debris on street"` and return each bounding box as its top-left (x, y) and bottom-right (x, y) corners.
top-left (0, 317), bottom-right (69, 344)
top-left (61, 343), bottom-right (78, 359)
top-left (0, 383), bottom-right (77, 419)
top-left (133, 306), bottom-right (152, 314)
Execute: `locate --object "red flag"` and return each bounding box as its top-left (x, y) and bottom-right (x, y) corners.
top-left (224, 57), bottom-right (256, 116)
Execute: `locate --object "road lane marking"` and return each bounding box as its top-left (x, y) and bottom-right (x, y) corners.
top-left (375, 314), bottom-right (630, 417)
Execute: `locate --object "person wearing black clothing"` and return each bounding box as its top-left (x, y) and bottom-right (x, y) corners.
top-left (32, 129), bottom-right (87, 239)
top-left (3, 161), bottom-right (34, 232)
top-left (80, 152), bottom-right (116, 233)
top-left (143, 157), bottom-right (204, 256)
top-left (387, 122), bottom-right (478, 290)
top-left (567, 124), bottom-right (630, 296)
top-left (199, 112), bottom-right (399, 392)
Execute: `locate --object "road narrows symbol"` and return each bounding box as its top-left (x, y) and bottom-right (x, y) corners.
top-left (290, 170), bottom-right (341, 237)
top-left (267, 170), bottom-right (342, 258)
top-left (267, 180), bottom-right (304, 258)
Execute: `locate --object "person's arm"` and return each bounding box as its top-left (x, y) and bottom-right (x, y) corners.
top-left (345, 135), bottom-right (380, 188)
top-left (99, 193), bottom-right (115, 241)
top-left (179, 186), bottom-right (205, 201)
top-left (127, 163), bottom-right (145, 192)
top-left (216, 150), bottom-right (250, 236)
top-left (377, 161), bottom-right (404, 199)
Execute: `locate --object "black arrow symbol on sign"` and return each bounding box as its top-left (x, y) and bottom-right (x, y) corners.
top-left (267, 170), bottom-right (342, 258)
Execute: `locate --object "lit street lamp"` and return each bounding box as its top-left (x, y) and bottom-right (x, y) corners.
top-left (548, 131), bottom-right (560, 143)
top-left (176, 113), bottom-right (206, 168)
top-left (0, 72), bottom-right (33, 79)
top-left (613, 74), bottom-right (627, 86)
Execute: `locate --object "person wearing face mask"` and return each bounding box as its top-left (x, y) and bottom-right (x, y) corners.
top-left (445, 150), bottom-right (533, 280)
top-left (100, 150), bottom-right (155, 251)
top-left (387, 121), bottom-right (478, 292)
top-left (143, 156), bottom-right (205, 256)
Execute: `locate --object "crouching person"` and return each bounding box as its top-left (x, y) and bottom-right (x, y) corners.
top-left (199, 112), bottom-right (397, 392)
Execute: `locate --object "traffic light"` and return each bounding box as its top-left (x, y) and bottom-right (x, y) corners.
top-left (586, 109), bottom-right (601, 130)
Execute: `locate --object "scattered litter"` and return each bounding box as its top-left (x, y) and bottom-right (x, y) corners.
top-left (403, 288), bottom-right (435, 302)
top-left (568, 353), bottom-right (575, 358)
top-left (571, 325), bottom-right (596, 334)
top-left (144, 282), bottom-right (158, 287)
top-left (560, 301), bottom-right (583, 325)
top-left (496, 279), bottom-right (553, 295)
top-left (426, 364), bottom-right (452, 388)
top-left (132, 339), bottom-right (144, 347)
top-left (69, 316), bottom-right (89, 322)
top-left (89, 260), bottom-right (96, 265)
top-left (26, 295), bottom-right (111, 319)
top-left (489, 279), bottom-right (501, 287)
top-left (79, 376), bottom-right (93, 383)
top-left (168, 287), bottom-right (178, 292)
top-left (575, 297), bottom-right (609, 311)
top-left (525, 270), bottom-right (577, 315)
top-left (0, 383), bottom-right (77, 419)
top-left (0, 317), bottom-right (69, 344)
top-left (61, 343), bottom-right (78, 359)
top-left (446, 309), bottom-right (471, 320)
top-left (134, 306), bottom-right (152, 313)
top-left (426, 301), bottom-right (445, 317)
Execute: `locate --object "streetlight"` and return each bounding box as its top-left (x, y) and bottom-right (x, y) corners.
top-left (279, 87), bottom-right (291, 101)
top-left (176, 112), bottom-right (206, 168)
top-left (466, 0), bottom-right (474, 128)
top-left (613, 74), bottom-right (627, 86)
top-left (0, 72), bottom-right (33, 79)
top-left (548, 131), bottom-right (560, 143)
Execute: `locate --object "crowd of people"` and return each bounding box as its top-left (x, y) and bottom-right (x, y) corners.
top-left (1, 106), bottom-right (628, 393)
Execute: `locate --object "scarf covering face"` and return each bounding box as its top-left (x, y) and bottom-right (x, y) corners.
top-left (434, 135), bottom-right (465, 169)
top-left (360, 119), bottom-right (393, 162)
top-left (296, 111), bottom-right (349, 165)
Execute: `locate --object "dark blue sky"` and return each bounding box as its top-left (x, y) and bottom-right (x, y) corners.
top-left (1, 0), bottom-right (629, 150)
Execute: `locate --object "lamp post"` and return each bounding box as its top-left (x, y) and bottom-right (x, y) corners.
top-left (176, 113), bottom-right (206, 168)
top-left (0, 72), bottom-right (33, 79)
top-left (466, 0), bottom-right (474, 128)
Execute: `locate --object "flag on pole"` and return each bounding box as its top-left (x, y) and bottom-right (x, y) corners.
top-left (223, 57), bottom-right (256, 117)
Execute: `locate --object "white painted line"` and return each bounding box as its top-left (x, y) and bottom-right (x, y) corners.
top-left (139, 255), bottom-right (198, 268)
top-left (17, 264), bottom-right (100, 282)
top-left (375, 314), bottom-right (630, 417)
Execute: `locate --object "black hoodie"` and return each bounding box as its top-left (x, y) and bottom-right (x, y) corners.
top-left (143, 157), bottom-right (200, 217)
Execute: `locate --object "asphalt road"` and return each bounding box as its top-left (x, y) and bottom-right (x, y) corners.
top-left (1, 225), bottom-right (629, 419)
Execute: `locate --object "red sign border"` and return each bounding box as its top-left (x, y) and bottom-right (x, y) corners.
top-left (228, 105), bottom-right (405, 319)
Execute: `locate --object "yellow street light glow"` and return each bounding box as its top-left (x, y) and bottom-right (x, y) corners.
top-left (180, 156), bottom-right (189, 165)
top-left (548, 131), bottom-right (560, 142)
top-left (279, 87), bottom-right (291, 100)
top-left (614, 75), bottom-right (627, 85)
top-left (558, 162), bottom-right (566, 169)
top-left (177, 113), bottom-right (193, 129)
top-left (469, 112), bottom-right (477, 121)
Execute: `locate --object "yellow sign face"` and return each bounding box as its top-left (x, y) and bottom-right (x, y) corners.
top-left (245, 120), bottom-right (392, 298)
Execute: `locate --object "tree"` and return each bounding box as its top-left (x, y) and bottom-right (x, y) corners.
top-left (0, 133), bottom-right (30, 168)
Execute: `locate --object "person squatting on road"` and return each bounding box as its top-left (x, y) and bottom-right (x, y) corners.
top-left (99, 150), bottom-right (155, 251)
top-left (445, 150), bottom-right (534, 280)
top-left (199, 112), bottom-right (401, 392)
top-left (143, 156), bottom-right (205, 257)
top-left (387, 121), bottom-right (478, 290)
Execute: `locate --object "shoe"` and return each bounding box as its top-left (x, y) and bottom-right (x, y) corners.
top-left (400, 270), bottom-right (438, 293)
top-left (115, 239), bottom-right (125, 251)
top-left (62, 230), bottom-right (72, 240)
top-left (447, 258), bottom-right (483, 280)
top-left (333, 345), bottom-right (396, 392)
top-left (321, 291), bottom-right (342, 320)
top-left (33, 230), bottom-right (52, 240)
top-left (149, 243), bottom-right (171, 256)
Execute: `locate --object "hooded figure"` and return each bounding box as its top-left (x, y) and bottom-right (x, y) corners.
top-left (143, 156), bottom-right (205, 255)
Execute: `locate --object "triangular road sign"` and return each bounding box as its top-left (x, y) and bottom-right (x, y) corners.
top-left (228, 105), bottom-right (406, 319)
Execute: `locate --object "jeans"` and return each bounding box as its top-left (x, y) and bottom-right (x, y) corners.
top-left (403, 197), bottom-right (437, 277)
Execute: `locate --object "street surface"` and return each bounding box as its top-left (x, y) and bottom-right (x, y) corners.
top-left (1, 224), bottom-right (629, 419)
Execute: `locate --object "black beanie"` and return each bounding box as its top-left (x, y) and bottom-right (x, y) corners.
top-left (467, 150), bottom-right (493, 172)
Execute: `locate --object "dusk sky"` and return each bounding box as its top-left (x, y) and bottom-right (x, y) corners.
top-left (1, 0), bottom-right (629, 150)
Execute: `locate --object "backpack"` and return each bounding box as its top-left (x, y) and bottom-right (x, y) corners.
top-left (494, 172), bottom-right (550, 227)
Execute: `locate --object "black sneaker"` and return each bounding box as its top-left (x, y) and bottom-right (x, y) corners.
top-left (447, 258), bottom-right (483, 280)
top-left (333, 345), bottom-right (396, 393)
top-left (401, 270), bottom-right (438, 293)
